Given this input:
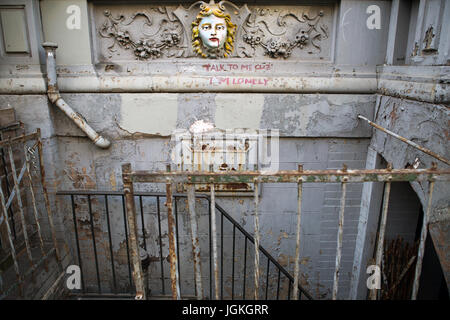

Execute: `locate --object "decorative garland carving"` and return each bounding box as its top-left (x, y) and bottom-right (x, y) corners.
top-left (240, 9), bottom-right (328, 59)
top-left (99, 8), bottom-right (185, 59)
top-left (97, 2), bottom-right (331, 60)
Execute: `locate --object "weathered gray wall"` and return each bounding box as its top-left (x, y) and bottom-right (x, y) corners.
top-left (50, 92), bottom-right (373, 299)
top-left (350, 95), bottom-right (450, 299)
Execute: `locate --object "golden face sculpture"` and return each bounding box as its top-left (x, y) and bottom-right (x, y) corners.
top-left (192, 4), bottom-right (236, 58)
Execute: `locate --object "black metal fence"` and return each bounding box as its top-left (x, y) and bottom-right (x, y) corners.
top-left (57, 190), bottom-right (312, 300)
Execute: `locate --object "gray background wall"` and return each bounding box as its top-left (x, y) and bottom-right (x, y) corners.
top-left (0, 0), bottom-right (448, 299)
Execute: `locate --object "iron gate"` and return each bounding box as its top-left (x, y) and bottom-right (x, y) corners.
top-left (120, 162), bottom-right (450, 300)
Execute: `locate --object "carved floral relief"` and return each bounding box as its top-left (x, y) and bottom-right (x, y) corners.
top-left (97, 1), bottom-right (332, 60)
top-left (240, 9), bottom-right (328, 59)
top-left (99, 8), bottom-right (185, 59)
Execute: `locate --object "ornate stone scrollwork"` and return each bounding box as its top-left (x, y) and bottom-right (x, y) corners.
top-left (240, 9), bottom-right (328, 59)
top-left (96, 2), bottom-right (331, 60)
top-left (99, 8), bottom-right (185, 59)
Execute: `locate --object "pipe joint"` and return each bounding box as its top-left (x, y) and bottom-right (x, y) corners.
top-left (42, 42), bottom-right (111, 149)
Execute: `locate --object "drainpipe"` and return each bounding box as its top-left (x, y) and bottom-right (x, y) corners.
top-left (42, 42), bottom-right (111, 149)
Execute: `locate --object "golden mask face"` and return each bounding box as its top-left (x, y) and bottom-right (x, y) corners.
top-left (192, 5), bottom-right (236, 58)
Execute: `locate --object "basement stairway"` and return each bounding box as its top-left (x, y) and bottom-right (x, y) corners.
top-left (57, 191), bottom-right (314, 300)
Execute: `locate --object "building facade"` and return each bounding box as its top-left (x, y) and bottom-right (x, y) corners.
top-left (0, 0), bottom-right (449, 300)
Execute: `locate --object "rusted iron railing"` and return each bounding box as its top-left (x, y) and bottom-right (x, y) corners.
top-left (0, 130), bottom-right (62, 299)
top-left (0, 121), bottom-right (22, 241)
top-left (358, 115), bottom-right (450, 166)
top-left (57, 189), bottom-right (313, 300)
top-left (120, 163), bottom-right (450, 300)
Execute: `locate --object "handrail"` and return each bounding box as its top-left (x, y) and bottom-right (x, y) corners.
top-left (212, 198), bottom-right (313, 300)
top-left (358, 115), bottom-right (450, 166)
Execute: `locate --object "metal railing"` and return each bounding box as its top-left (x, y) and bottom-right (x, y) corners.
top-left (0, 121), bottom-right (22, 243)
top-left (121, 162), bottom-right (450, 300)
top-left (0, 130), bottom-right (62, 299)
top-left (56, 190), bottom-right (313, 300)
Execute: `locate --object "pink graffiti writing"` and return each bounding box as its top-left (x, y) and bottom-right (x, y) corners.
top-left (202, 63), bottom-right (273, 72)
top-left (209, 77), bottom-right (270, 86)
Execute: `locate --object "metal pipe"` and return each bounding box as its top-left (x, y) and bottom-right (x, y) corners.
top-left (276, 268), bottom-right (281, 300)
top-left (208, 199), bottom-right (212, 299)
top-left (210, 182), bottom-right (219, 300)
top-left (156, 196), bottom-right (166, 295)
top-left (253, 179), bottom-right (261, 300)
top-left (174, 196), bottom-right (182, 289)
top-left (122, 164), bottom-right (146, 300)
top-left (243, 237), bottom-right (247, 299)
top-left (104, 195), bottom-right (117, 293)
top-left (232, 224), bottom-right (236, 300)
top-left (288, 280), bottom-right (291, 299)
top-left (70, 195), bottom-right (85, 293)
top-left (42, 42), bottom-right (110, 149)
top-left (139, 196), bottom-right (146, 250)
top-left (411, 177), bottom-right (435, 299)
top-left (121, 195), bottom-right (133, 289)
top-left (87, 195), bottom-right (102, 294)
top-left (332, 175), bottom-right (348, 300)
top-left (187, 184), bottom-right (204, 300)
top-left (165, 179), bottom-right (181, 300)
top-left (370, 177), bottom-right (392, 300)
top-left (358, 115), bottom-right (450, 166)
top-left (293, 165), bottom-right (304, 300)
top-left (220, 209), bottom-right (223, 299)
top-left (265, 259), bottom-right (270, 300)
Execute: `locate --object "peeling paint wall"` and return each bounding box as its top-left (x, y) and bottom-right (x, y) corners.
top-left (0, 0), bottom-right (449, 300)
top-left (350, 95), bottom-right (450, 299)
top-left (120, 94), bottom-right (178, 136)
